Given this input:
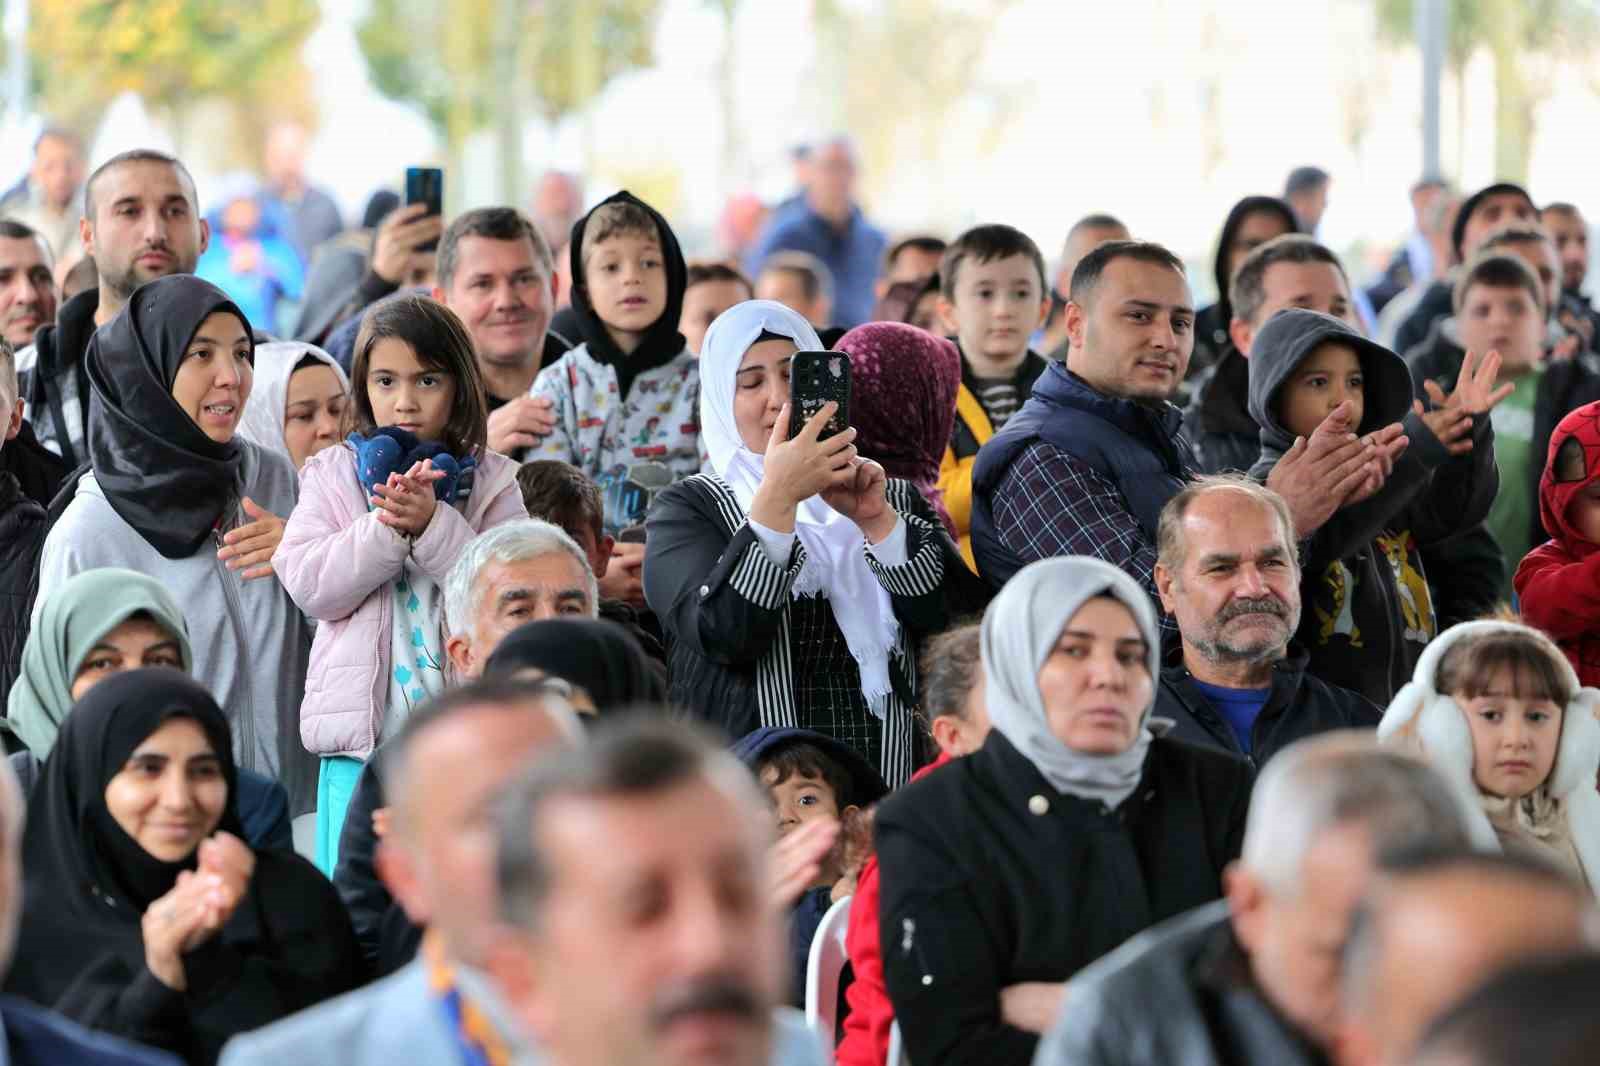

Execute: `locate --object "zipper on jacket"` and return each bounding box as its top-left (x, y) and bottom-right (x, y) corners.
top-left (900, 917), bottom-right (935, 987)
top-left (214, 519), bottom-right (259, 774)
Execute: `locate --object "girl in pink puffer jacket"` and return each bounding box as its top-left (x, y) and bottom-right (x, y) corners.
top-left (273, 296), bottom-right (527, 873)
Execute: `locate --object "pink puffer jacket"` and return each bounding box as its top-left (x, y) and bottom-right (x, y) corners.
top-left (273, 443), bottom-right (528, 758)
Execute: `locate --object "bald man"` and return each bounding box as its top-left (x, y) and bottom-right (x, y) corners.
top-left (1336, 848), bottom-right (1600, 1066)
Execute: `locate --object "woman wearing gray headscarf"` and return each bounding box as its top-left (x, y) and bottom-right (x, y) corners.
top-left (874, 557), bottom-right (1253, 1066)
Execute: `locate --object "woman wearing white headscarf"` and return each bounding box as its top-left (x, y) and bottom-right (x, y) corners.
top-left (644, 300), bottom-right (978, 786)
top-left (875, 556), bottom-right (1253, 1066)
top-left (236, 341), bottom-right (349, 470)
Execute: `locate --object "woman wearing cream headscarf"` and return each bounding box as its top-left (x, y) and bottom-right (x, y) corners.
top-left (236, 340), bottom-right (349, 469)
top-left (875, 556), bottom-right (1253, 1066)
top-left (5, 567), bottom-right (292, 849)
top-left (644, 300), bottom-right (976, 787)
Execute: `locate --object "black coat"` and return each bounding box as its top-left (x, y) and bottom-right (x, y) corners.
top-left (38, 850), bottom-right (360, 1066)
top-left (644, 472), bottom-right (988, 782)
top-left (0, 419), bottom-right (68, 507)
top-left (1155, 646), bottom-right (1383, 769)
top-left (875, 730), bottom-right (1252, 1066)
top-left (0, 472), bottom-right (45, 719)
top-left (1181, 346), bottom-right (1259, 475)
top-left (332, 754), bottom-right (421, 980)
top-left (1393, 279), bottom-right (1454, 358)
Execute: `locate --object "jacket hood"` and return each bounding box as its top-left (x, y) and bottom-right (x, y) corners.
top-left (1247, 308), bottom-right (1413, 460)
top-left (566, 190), bottom-right (687, 393)
top-left (730, 726), bottom-right (889, 808)
top-left (1539, 400), bottom-right (1600, 559)
top-left (1378, 620), bottom-right (1600, 883)
top-left (1209, 196), bottom-right (1299, 324)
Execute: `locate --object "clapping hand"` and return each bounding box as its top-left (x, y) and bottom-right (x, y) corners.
top-left (372, 459), bottom-right (446, 536)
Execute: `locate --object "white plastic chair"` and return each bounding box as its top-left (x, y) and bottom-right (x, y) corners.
top-left (805, 894), bottom-right (853, 1061)
top-left (886, 1020), bottom-right (910, 1066)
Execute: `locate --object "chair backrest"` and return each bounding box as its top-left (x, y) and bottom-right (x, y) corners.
top-left (886, 1020), bottom-right (910, 1066)
top-left (804, 894), bottom-right (853, 1062)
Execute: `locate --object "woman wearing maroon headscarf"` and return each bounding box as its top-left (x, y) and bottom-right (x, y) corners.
top-left (835, 322), bottom-right (963, 540)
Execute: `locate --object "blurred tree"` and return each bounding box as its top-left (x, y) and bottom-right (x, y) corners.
top-left (1376, 0), bottom-right (1599, 183)
top-left (28, 0), bottom-right (320, 154)
top-left (812, 0), bottom-right (1018, 210)
top-left (358, 0), bottom-right (663, 206)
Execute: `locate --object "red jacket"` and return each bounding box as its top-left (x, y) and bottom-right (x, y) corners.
top-left (1515, 400), bottom-right (1600, 689)
top-left (1514, 540), bottom-right (1600, 688)
top-left (837, 753), bottom-right (951, 1066)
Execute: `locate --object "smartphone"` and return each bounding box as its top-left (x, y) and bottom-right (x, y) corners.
top-left (404, 166), bottom-right (444, 251)
top-left (788, 350), bottom-right (851, 440)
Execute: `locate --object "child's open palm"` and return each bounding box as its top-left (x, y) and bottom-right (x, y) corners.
top-left (1412, 348), bottom-right (1515, 456)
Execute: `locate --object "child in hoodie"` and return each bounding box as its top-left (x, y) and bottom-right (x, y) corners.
top-left (527, 191), bottom-right (700, 536)
top-left (1514, 400), bottom-right (1600, 687)
top-left (1246, 308), bottom-right (1505, 706)
top-left (732, 727), bottom-right (888, 1007)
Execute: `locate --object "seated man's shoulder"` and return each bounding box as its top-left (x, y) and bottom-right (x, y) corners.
top-left (218, 964), bottom-right (435, 1065)
top-left (0, 994), bottom-right (182, 1065)
top-left (1035, 904), bottom-right (1228, 1065)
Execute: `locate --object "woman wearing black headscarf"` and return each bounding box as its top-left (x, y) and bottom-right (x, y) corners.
top-left (33, 275), bottom-right (316, 814)
top-left (482, 617), bottom-right (668, 714)
top-left (3, 670), bottom-right (360, 1066)
top-left (1188, 196), bottom-right (1300, 389)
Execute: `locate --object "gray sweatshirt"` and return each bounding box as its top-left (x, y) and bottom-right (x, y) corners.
top-left (33, 439), bottom-right (317, 814)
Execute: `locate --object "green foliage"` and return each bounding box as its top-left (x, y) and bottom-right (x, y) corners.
top-left (356, 0), bottom-right (663, 137)
top-left (28, 0), bottom-right (320, 131)
top-left (1372, 0), bottom-right (1599, 182)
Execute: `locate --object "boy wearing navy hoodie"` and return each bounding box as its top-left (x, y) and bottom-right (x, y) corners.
top-left (733, 727), bottom-right (888, 1007)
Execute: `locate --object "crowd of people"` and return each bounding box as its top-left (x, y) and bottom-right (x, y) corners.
top-left (0, 120), bottom-right (1599, 1066)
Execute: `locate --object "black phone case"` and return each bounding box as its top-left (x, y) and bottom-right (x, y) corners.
top-left (788, 350), bottom-right (851, 439)
top-left (404, 167), bottom-right (443, 251)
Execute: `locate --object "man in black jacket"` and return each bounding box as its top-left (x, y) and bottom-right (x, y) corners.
top-left (17, 148), bottom-right (208, 467)
top-left (1152, 476), bottom-right (1381, 768)
top-left (0, 342), bottom-right (47, 711)
top-left (1034, 734), bottom-right (1473, 1066)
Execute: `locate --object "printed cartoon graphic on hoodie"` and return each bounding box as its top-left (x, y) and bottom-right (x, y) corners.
top-left (1514, 400), bottom-right (1600, 687)
top-left (529, 190), bottom-right (700, 533)
top-left (1246, 309), bottom-right (1498, 706)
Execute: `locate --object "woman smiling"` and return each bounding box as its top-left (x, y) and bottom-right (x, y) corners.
top-left (33, 276), bottom-right (316, 814)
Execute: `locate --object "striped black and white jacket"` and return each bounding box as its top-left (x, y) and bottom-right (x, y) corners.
top-left (644, 472), bottom-right (981, 787)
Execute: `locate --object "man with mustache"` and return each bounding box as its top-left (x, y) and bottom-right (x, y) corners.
top-left (432, 207), bottom-right (567, 458)
top-left (15, 149), bottom-right (209, 467)
top-left (971, 241), bottom-right (1394, 655)
top-left (487, 717), bottom-right (825, 1066)
top-left (1153, 476), bottom-right (1381, 767)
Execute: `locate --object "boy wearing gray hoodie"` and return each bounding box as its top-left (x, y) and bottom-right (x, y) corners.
top-left (1246, 309), bottom-right (1507, 704)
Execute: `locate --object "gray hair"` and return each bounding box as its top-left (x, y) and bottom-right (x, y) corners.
top-left (1240, 732), bottom-right (1473, 897)
top-left (444, 519), bottom-right (598, 638)
top-left (495, 717), bottom-right (766, 933)
top-left (1156, 474), bottom-right (1298, 573)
